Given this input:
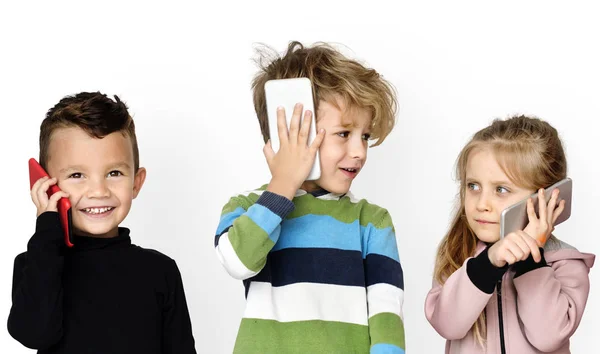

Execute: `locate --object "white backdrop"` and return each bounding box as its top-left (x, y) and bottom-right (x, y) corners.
top-left (1, 1), bottom-right (598, 353)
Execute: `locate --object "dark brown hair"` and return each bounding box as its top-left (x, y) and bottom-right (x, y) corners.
top-left (39, 92), bottom-right (139, 171)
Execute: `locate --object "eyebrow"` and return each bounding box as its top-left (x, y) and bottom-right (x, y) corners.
top-left (334, 122), bottom-right (356, 129)
top-left (59, 162), bottom-right (132, 174)
top-left (466, 177), bottom-right (514, 186)
top-left (107, 162), bottom-right (132, 170)
top-left (59, 165), bottom-right (86, 174)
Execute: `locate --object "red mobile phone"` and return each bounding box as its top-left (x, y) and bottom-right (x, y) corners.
top-left (28, 158), bottom-right (74, 247)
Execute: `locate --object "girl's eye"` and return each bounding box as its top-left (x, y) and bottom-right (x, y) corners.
top-left (496, 186), bottom-right (510, 194)
top-left (69, 173), bottom-right (82, 179)
top-left (467, 183), bottom-right (480, 191)
top-left (362, 133), bottom-right (371, 141)
top-left (337, 131), bottom-right (350, 138)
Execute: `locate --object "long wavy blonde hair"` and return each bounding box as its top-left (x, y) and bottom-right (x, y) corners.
top-left (434, 115), bottom-right (567, 345)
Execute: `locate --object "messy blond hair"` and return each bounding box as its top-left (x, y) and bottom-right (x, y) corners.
top-left (251, 41), bottom-right (397, 146)
top-left (434, 115), bottom-right (567, 346)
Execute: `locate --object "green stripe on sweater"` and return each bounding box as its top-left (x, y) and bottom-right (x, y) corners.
top-left (226, 188), bottom-right (393, 229)
top-left (234, 318), bottom-right (370, 353)
top-left (368, 312), bottom-right (405, 349)
top-left (228, 215), bottom-right (274, 272)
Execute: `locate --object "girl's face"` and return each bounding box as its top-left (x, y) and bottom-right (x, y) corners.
top-left (464, 147), bottom-right (535, 243)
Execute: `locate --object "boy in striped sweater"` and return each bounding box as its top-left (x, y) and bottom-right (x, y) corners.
top-left (215, 41), bottom-right (405, 353)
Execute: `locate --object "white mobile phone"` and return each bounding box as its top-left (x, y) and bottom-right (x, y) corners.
top-left (264, 77), bottom-right (320, 181)
top-left (500, 178), bottom-right (572, 239)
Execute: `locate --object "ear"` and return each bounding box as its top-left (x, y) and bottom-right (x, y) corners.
top-left (132, 167), bottom-right (147, 199)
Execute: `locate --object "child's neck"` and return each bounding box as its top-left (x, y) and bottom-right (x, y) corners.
top-left (74, 227), bottom-right (120, 239)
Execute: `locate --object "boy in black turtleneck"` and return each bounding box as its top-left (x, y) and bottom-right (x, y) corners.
top-left (7, 92), bottom-right (197, 354)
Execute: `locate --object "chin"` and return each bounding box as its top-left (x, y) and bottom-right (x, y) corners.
top-left (319, 182), bottom-right (350, 194)
top-left (74, 224), bottom-right (119, 237)
top-left (317, 175), bottom-right (354, 193)
top-left (474, 231), bottom-right (500, 244)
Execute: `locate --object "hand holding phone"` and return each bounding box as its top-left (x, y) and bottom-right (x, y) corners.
top-left (263, 78), bottom-right (325, 199)
top-left (30, 176), bottom-right (68, 216)
top-left (500, 178), bottom-right (572, 242)
top-left (263, 103), bottom-right (325, 200)
top-left (29, 158), bottom-right (74, 247)
top-left (265, 78), bottom-right (322, 180)
top-left (522, 187), bottom-right (566, 245)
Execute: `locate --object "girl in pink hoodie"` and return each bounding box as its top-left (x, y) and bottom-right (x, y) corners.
top-left (425, 115), bottom-right (595, 354)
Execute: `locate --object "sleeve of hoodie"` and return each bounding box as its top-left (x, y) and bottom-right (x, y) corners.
top-left (7, 212), bottom-right (65, 349)
top-left (512, 248), bottom-right (594, 352)
top-left (425, 246), bottom-right (508, 340)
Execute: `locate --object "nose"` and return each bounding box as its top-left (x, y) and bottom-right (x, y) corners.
top-left (86, 178), bottom-right (111, 199)
top-left (476, 191), bottom-right (492, 212)
top-left (348, 135), bottom-right (367, 161)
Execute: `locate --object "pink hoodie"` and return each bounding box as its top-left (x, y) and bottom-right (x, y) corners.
top-left (425, 237), bottom-right (595, 354)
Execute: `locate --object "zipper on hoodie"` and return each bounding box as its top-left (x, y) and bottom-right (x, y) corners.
top-left (497, 279), bottom-right (506, 354)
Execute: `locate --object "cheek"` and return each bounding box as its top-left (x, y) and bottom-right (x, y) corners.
top-left (319, 142), bottom-right (345, 163)
top-left (107, 179), bottom-right (134, 199)
top-left (463, 197), bottom-right (475, 215)
top-left (57, 181), bottom-right (83, 199)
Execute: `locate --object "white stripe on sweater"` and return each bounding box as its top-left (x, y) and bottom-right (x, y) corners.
top-left (215, 232), bottom-right (258, 280)
top-left (244, 281), bottom-right (369, 325)
top-left (367, 283), bottom-right (404, 320)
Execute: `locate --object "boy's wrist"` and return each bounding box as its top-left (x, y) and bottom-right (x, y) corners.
top-left (266, 178), bottom-right (298, 201)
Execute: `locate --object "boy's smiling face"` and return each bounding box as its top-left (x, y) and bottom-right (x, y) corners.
top-left (46, 126), bottom-right (146, 238)
top-left (302, 98), bottom-right (372, 194)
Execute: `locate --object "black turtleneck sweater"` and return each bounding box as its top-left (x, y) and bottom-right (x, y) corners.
top-left (7, 212), bottom-right (197, 354)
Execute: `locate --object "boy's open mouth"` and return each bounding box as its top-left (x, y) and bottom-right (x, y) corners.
top-left (80, 207), bottom-right (115, 215)
top-left (340, 167), bottom-right (360, 179)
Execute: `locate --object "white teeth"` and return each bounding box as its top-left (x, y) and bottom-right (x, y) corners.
top-left (343, 168), bottom-right (357, 172)
top-left (83, 207), bottom-right (114, 214)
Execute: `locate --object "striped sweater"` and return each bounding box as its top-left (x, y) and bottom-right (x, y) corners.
top-left (214, 186), bottom-right (405, 353)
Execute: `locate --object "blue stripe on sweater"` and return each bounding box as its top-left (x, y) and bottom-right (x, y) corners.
top-left (216, 205), bottom-right (282, 244)
top-left (216, 207), bottom-right (245, 235)
top-left (371, 343), bottom-right (405, 354)
top-left (272, 214), bottom-right (400, 262)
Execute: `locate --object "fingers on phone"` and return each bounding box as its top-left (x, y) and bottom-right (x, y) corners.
top-left (553, 199), bottom-right (566, 223)
top-left (538, 188), bottom-right (548, 222)
top-left (526, 197), bottom-right (537, 221)
top-left (288, 103), bottom-right (303, 139)
top-left (276, 106), bottom-right (288, 144)
top-left (309, 129), bottom-right (325, 154)
top-left (48, 190), bottom-right (68, 208)
top-left (263, 140), bottom-right (275, 162)
top-left (298, 110), bottom-right (312, 144)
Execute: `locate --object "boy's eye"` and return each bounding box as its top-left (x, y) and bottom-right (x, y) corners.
top-left (68, 173), bottom-right (82, 179)
top-left (336, 131), bottom-right (350, 138)
top-left (108, 170), bottom-right (123, 177)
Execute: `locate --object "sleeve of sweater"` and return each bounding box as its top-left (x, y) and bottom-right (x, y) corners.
top-left (161, 259), bottom-right (197, 354)
top-left (7, 212), bottom-right (66, 349)
top-left (362, 208), bottom-right (406, 354)
top-left (214, 190), bottom-right (294, 280)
